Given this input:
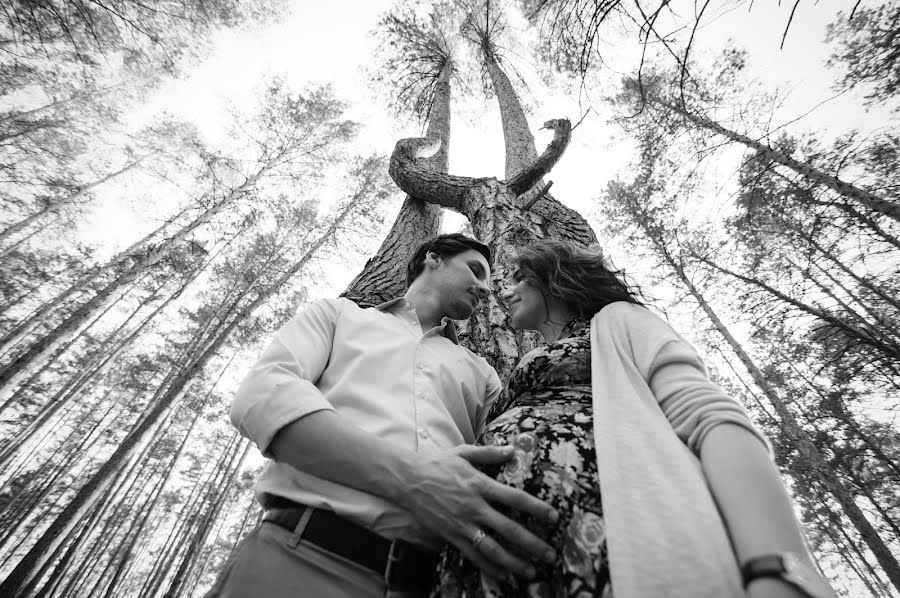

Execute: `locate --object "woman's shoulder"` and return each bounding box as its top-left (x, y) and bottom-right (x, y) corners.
top-left (591, 302), bottom-right (678, 340)
top-left (592, 301), bottom-right (650, 324)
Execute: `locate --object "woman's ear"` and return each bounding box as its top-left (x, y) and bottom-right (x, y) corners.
top-left (424, 251), bottom-right (441, 269)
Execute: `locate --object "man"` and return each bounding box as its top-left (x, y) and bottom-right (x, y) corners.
top-left (209, 234), bottom-right (558, 597)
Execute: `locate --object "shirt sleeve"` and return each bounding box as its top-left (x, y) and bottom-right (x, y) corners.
top-left (475, 367), bottom-right (502, 437)
top-left (622, 306), bottom-right (772, 457)
top-left (230, 298), bottom-right (341, 456)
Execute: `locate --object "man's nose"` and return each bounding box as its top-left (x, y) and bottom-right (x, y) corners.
top-left (474, 281), bottom-right (490, 299)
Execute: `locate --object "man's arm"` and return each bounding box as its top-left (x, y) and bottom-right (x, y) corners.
top-left (269, 411), bottom-right (557, 580)
top-left (232, 299), bottom-right (557, 579)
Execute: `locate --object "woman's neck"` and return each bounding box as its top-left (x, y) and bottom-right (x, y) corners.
top-left (539, 303), bottom-right (578, 343)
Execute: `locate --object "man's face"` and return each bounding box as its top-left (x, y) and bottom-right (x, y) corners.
top-left (429, 249), bottom-right (492, 320)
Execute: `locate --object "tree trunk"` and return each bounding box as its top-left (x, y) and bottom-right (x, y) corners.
top-left (0, 263), bottom-right (203, 464)
top-left (342, 61), bottom-right (452, 304)
top-left (0, 170), bottom-right (265, 393)
top-left (484, 54), bottom-right (538, 180)
top-left (613, 178), bottom-right (900, 592)
top-left (0, 160), bottom-right (144, 245)
top-left (0, 170), bottom-right (375, 597)
top-left (685, 279), bottom-right (900, 592)
top-left (695, 254), bottom-right (900, 363)
top-left (163, 440), bottom-right (250, 598)
top-left (654, 98), bottom-right (900, 223)
top-left (466, 55), bottom-right (597, 377)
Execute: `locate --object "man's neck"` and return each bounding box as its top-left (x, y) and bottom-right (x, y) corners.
top-left (403, 288), bottom-right (442, 330)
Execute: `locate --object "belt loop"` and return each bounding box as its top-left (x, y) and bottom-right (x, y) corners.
top-left (287, 507), bottom-right (315, 548)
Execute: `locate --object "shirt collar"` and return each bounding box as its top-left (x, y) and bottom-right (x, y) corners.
top-left (374, 298), bottom-right (461, 345)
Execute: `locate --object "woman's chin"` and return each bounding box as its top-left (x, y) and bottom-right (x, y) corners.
top-left (508, 315), bottom-right (534, 331)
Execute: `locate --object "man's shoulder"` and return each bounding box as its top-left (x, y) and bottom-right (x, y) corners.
top-left (296, 296), bottom-right (358, 315)
top-left (455, 343), bottom-right (499, 380)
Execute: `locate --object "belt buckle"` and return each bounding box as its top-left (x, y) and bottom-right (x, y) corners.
top-left (384, 540), bottom-right (403, 589)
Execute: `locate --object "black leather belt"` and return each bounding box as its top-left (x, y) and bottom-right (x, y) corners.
top-left (263, 497), bottom-right (438, 592)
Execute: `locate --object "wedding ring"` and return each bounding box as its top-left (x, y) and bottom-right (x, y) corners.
top-left (472, 528), bottom-right (487, 550)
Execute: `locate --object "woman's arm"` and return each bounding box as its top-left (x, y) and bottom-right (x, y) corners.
top-left (701, 423), bottom-right (819, 598)
top-left (614, 304), bottom-right (830, 597)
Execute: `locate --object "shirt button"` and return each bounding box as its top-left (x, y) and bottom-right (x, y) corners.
top-left (416, 362), bottom-right (424, 370)
top-left (417, 392), bottom-right (427, 400)
top-left (418, 427), bottom-right (429, 439)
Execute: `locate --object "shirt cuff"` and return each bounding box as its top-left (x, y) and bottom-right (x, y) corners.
top-left (232, 378), bottom-right (334, 457)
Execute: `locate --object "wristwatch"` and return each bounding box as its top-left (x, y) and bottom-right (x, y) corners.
top-left (741, 552), bottom-right (837, 598)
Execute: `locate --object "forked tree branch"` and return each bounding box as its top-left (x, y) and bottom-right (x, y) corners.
top-left (388, 137), bottom-right (477, 212)
top-left (505, 118), bottom-right (572, 196)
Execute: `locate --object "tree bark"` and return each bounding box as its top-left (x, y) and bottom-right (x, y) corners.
top-left (342, 61), bottom-right (451, 304)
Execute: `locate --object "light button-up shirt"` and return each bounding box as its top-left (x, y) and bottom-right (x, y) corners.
top-left (230, 297), bottom-right (501, 546)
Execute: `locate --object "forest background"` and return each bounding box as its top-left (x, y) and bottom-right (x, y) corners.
top-left (0, 0), bottom-right (897, 597)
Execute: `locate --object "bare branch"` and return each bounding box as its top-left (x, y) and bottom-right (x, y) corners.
top-left (388, 137), bottom-right (477, 211)
top-left (505, 118), bottom-right (571, 196)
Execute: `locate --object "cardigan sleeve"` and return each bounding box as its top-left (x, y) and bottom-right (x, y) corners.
top-left (612, 303), bottom-right (772, 456)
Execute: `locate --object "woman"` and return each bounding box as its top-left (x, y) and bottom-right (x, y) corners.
top-left (432, 240), bottom-right (833, 598)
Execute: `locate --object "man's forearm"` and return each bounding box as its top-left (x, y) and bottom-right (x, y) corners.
top-left (265, 409), bottom-right (558, 579)
top-left (267, 410), bottom-right (415, 504)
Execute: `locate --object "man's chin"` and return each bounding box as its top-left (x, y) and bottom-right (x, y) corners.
top-left (448, 302), bottom-right (477, 320)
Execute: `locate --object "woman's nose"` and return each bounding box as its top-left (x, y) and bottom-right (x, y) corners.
top-left (499, 287), bottom-right (514, 301)
top-left (473, 282), bottom-right (490, 299)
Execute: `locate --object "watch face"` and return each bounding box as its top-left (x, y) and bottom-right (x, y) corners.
top-left (782, 553), bottom-right (838, 598)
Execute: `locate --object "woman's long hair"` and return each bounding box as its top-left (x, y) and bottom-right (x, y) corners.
top-left (511, 240), bottom-right (643, 319)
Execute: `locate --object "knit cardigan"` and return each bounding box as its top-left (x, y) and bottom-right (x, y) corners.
top-left (590, 302), bottom-right (772, 598)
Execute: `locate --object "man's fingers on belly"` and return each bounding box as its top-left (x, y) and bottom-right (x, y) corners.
top-left (484, 480), bottom-right (558, 524)
top-left (480, 509), bottom-right (557, 565)
top-left (456, 528), bottom-right (535, 580)
top-left (455, 444), bottom-right (515, 464)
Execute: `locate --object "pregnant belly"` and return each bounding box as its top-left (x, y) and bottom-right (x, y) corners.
top-left (477, 397), bottom-right (596, 500)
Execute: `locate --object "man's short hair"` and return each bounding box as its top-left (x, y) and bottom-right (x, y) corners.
top-left (406, 233), bottom-right (492, 287)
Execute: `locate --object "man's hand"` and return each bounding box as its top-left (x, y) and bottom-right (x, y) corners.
top-left (268, 412), bottom-right (558, 579)
top-left (396, 444), bottom-right (558, 580)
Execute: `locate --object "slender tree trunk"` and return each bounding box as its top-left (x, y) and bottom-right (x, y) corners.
top-left (98, 403), bottom-right (210, 598)
top-left (0, 168), bottom-right (268, 392)
top-left (616, 183), bottom-right (900, 591)
top-left (695, 254), bottom-right (900, 362)
top-left (653, 98), bottom-right (900, 222)
top-left (0, 263), bottom-right (202, 462)
top-left (0, 203), bottom-right (194, 357)
top-left (164, 440), bottom-right (250, 598)
top-left (484, 54), bottom-right (538, 180)
top-left (686, 281), bottom-right (900, 591)
top-left (0, 160), bottom-right (145, 244)
top-left (0, 173), bottom-right (375, 597)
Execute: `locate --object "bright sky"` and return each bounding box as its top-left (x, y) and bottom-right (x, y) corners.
top-left (111, 0), bottom-right (885, 295)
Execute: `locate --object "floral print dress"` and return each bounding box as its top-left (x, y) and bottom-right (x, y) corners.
top-left (431, 320), bottom-right (612, 598)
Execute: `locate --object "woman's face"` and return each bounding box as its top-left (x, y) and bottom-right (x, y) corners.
top-left (501, 277), bottom-right (546, 331)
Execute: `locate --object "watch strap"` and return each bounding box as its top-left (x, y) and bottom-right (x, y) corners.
top-left (742, 554), bottom-right (786, 586)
